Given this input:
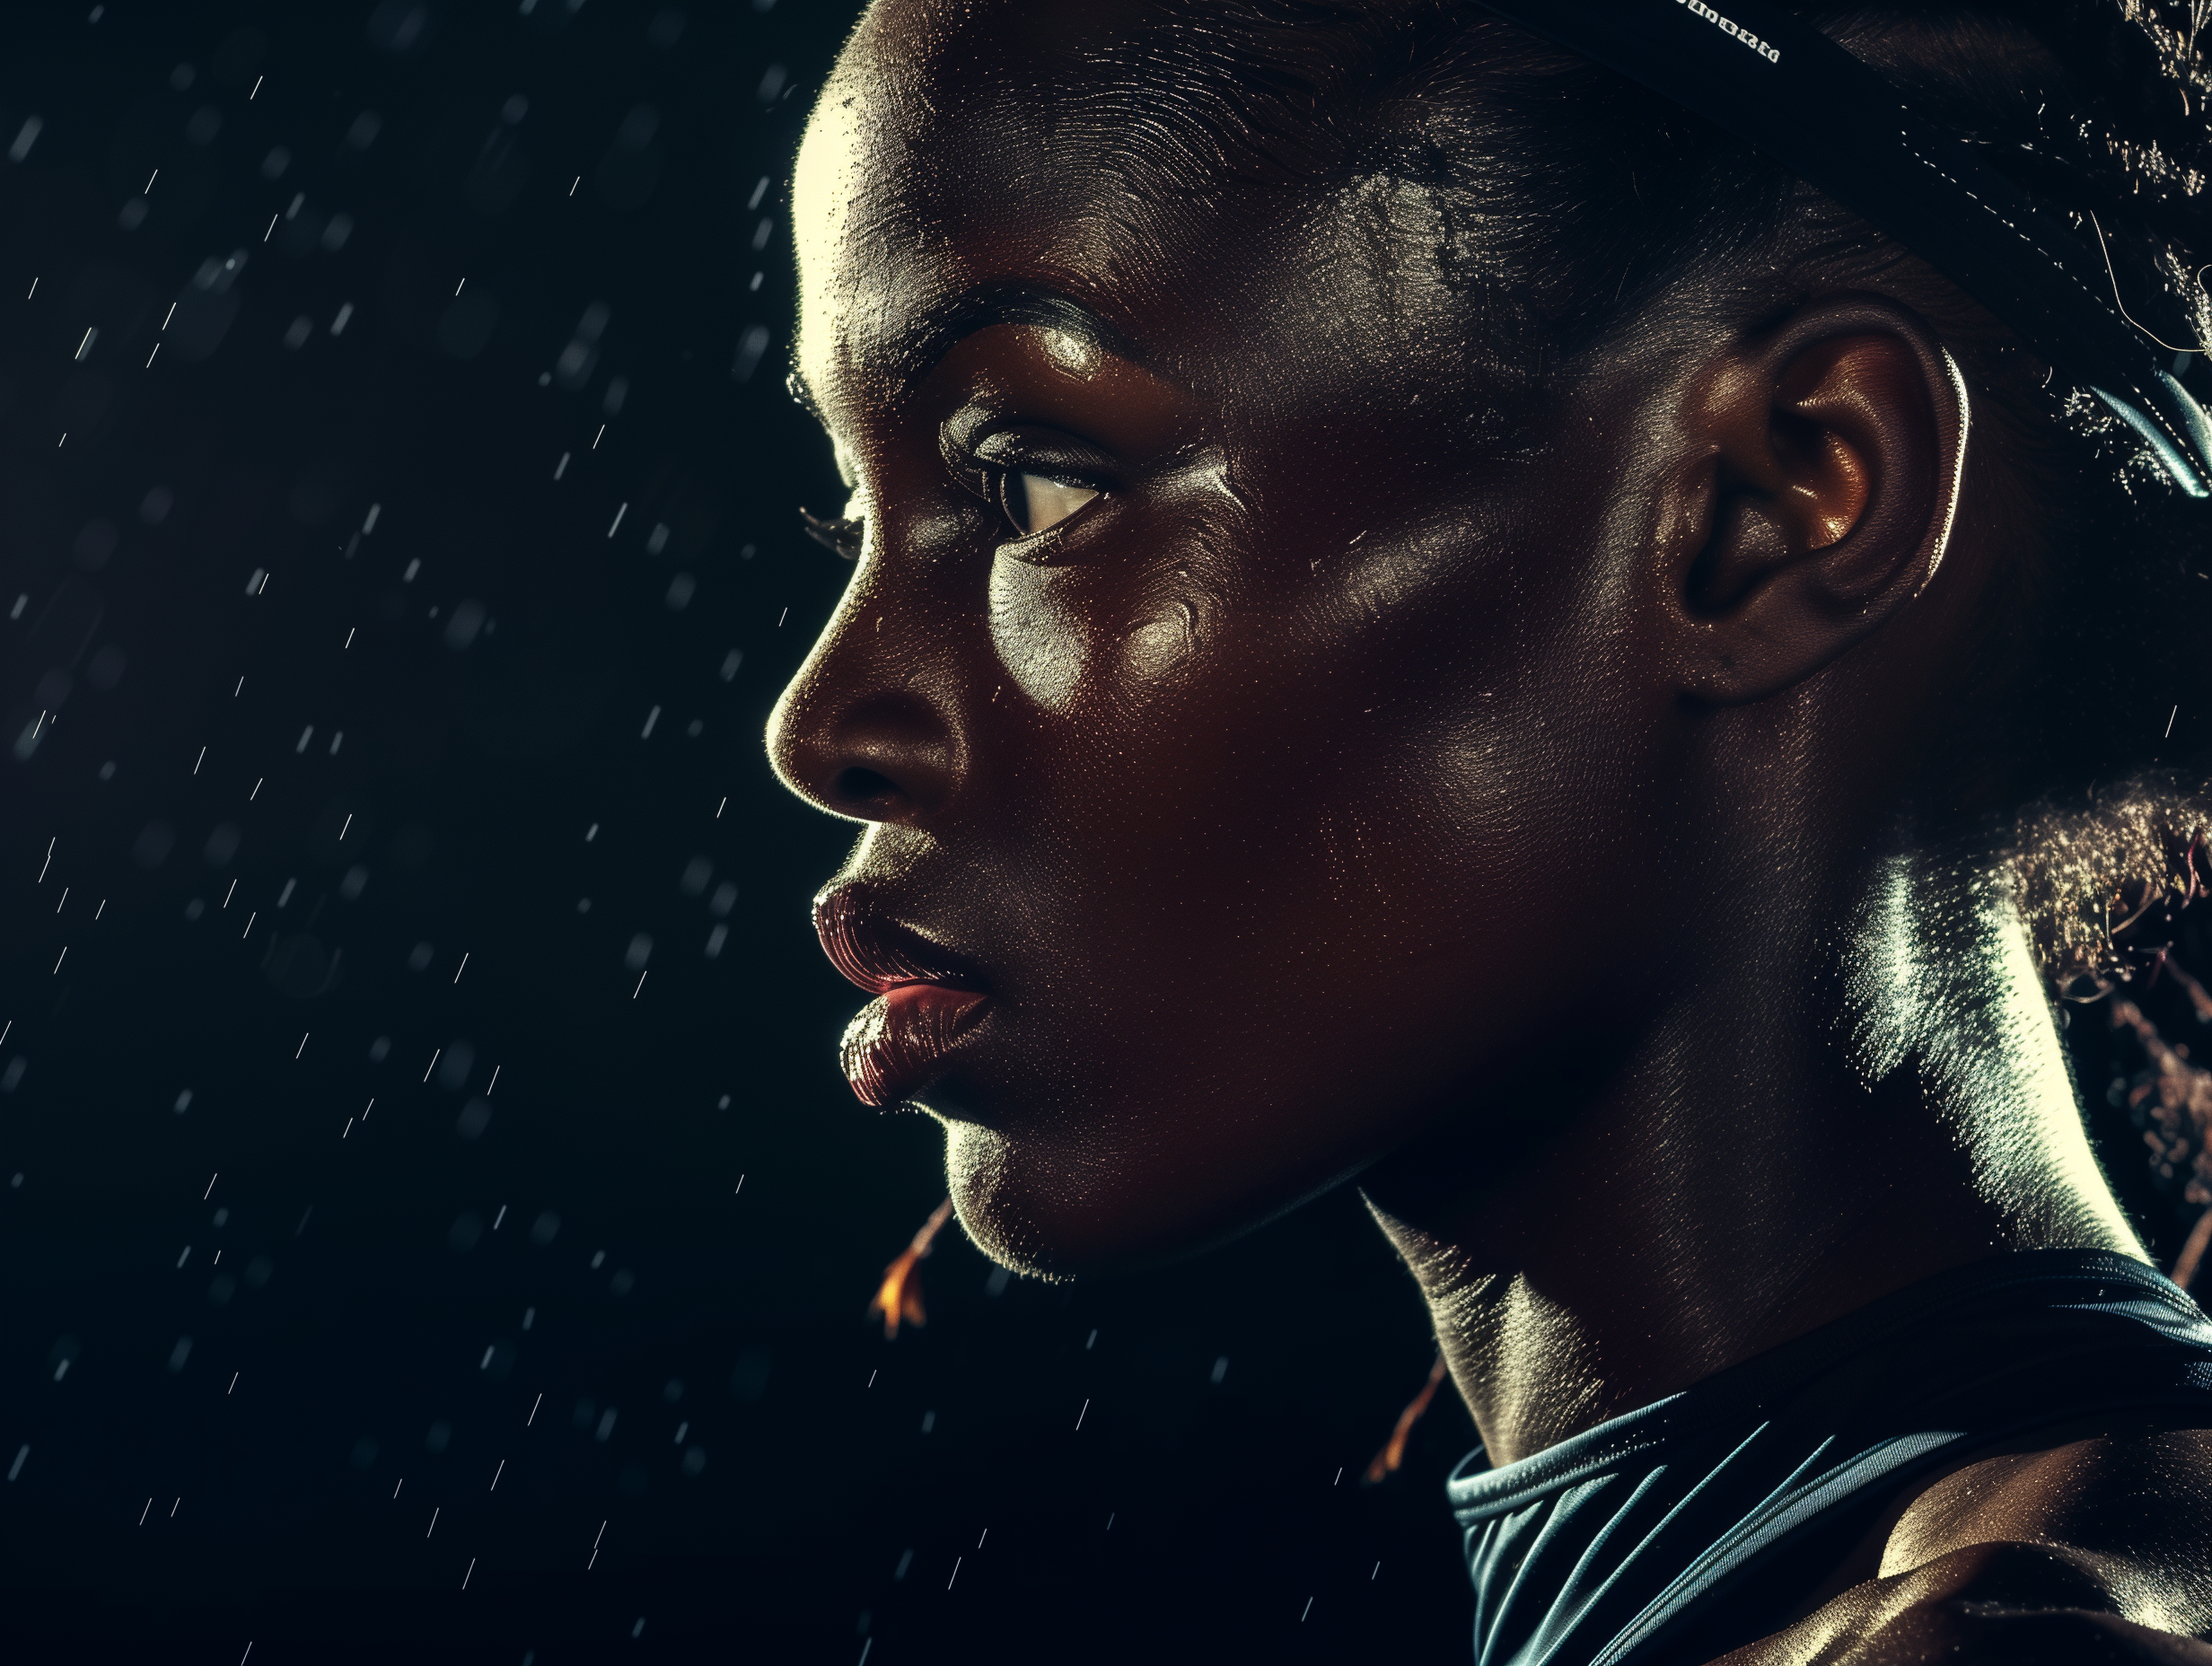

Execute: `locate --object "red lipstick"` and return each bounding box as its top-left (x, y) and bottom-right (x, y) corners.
top-left (813, 886), bottom-right (990, 1107)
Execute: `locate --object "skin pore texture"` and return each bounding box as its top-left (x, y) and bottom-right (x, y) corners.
top-left (766, 0), bottom-right (2212, 1655)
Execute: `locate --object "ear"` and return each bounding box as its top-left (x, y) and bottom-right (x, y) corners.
top-left (1662, 295), bottom-right (1969, 704)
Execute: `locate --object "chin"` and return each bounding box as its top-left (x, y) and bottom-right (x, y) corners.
top-left (932, 1092), bottom-right (1342, 1281)
top-left (938, 1120), bottom-right (1080, 1280)
top-left (936, 1114), bottom-right (1153, 1281)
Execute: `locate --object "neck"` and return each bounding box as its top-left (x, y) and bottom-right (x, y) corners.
top-left (1362, 843), bottom-right (2142, 1468)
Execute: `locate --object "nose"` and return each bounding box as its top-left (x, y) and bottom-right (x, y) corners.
top-left (768, 617), bottom-right (966, 825)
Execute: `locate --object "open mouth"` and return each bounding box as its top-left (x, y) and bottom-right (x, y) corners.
top-left (813, 885), bottom-right (993, 1107)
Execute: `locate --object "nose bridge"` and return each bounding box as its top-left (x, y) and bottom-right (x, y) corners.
top-left (767, 562), bottom-right (970, 823)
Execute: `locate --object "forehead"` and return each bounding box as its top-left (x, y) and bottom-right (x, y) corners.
top-left (793, 0), bottom-right (1240, 405)
top-left (791, 0), bottom-right (1536, 444)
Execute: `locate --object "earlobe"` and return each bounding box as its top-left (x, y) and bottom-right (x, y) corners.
top-left (1665, 299), bottom-right (1968, 705)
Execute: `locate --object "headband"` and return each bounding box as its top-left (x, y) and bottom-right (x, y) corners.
top-left (1473, 0), bottom-right (2212, 497)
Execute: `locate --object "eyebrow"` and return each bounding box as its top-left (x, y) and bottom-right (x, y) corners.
top-left (787, 283), bottom-right (1144, 422)
top-left (899, 283), bottom-right (1140, 380)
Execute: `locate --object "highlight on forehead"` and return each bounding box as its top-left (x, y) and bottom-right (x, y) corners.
top-left (828, 0), bottom-right (1519, 206)
top-left (897, 0), bottom-right (1556, 179)
top-left (814, 0), bottom-right (1592, 300)
top-left (805, 0), bottom-right (1523, 336)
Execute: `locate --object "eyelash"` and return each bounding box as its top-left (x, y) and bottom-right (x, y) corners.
top-left (800, 506), bottom-right (865, 562)
top-left (978, 461), bottom-right (1029, 536)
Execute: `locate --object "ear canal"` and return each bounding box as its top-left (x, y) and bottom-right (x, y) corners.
top-left (1684, 494), bottom-right (1793, 617)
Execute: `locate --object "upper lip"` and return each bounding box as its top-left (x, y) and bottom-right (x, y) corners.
top-left (812, 884), bottom-right (989, 996)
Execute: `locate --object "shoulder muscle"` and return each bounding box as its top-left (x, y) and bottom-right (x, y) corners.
top-left (1713, 1429), bottom-right (2212, 1664)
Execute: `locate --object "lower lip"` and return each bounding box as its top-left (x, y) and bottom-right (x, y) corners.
top-left (839, 983), bottom-right (990, 1108)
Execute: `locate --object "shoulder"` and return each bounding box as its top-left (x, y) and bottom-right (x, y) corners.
top-left (1716, 1427), bottom-right (2212, 1664)
top-left (1882, 1425), bottom-right (2212, 1565)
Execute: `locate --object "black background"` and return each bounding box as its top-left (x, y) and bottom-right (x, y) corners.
top-left (0, 4), bottom-right (2194, 1664)
top-left (0, 4), bottom-right (1476, 1662)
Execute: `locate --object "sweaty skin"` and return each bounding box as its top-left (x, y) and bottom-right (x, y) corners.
top-left (766, 1), bottom-right (2212, 1656)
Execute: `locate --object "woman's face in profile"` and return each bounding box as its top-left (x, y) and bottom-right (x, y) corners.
top-left (770, 0), bottom-right (1684, 1274)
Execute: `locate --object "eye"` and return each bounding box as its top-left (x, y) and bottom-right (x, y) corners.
top-left (952, 424), bottom-right (1115, 546)
top-left (995, 470), bottom-right (1099, 539)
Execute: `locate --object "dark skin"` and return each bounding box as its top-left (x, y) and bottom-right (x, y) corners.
top-left (766, 1), bottom-right (2212, 1655)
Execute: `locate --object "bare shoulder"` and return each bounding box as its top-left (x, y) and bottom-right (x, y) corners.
top-left (1881, 1425), bottom-right (2212, 1577)
top-left (1713, 1427), bottom-right (2212, 1664)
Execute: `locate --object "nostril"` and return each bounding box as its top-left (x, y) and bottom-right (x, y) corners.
top-left (830, 765), bottom-right (901, 808)
top-left (774, 689), bottom-right (957, 823)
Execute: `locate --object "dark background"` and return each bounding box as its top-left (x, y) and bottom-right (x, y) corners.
top-left (0, 4), bottom-right (1479, 1662)
top-left (0, 5), bottom-right (2196, 1665)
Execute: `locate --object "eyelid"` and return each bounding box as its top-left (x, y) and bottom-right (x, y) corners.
top-left (953, 424), bottom-right (1115, 534)
top-left (967, 425), bottom-right (1114, 480)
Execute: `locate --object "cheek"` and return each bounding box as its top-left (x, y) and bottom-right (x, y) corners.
top-left (1119, 598), bottom-right (1197, 682)
top-left (986, 555), bottom-right (1217, 711)
top-left (987, 557), bottom-right (1089, 711)
top-left (938, 460), bottom-right (1660, 1264)
top-left (987, 464), bottom-right (1249, 711)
